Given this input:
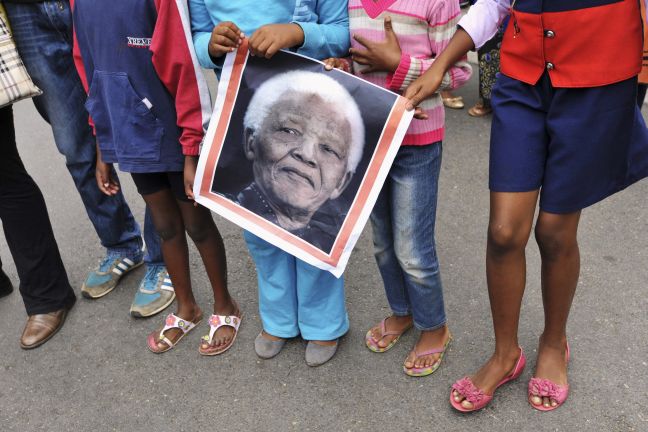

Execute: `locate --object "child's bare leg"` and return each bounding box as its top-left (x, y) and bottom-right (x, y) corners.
top-left (531, 210), bottom-right (580, 407)
top-left (453, 191), bottom-right (538, 409)
top-left (177, 201), bottom-right (237, 348)
top-left (143, 190), bottom-right (202, 350)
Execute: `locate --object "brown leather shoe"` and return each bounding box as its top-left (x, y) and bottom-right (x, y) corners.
top-left (20, 309), bottom-right (69, 350)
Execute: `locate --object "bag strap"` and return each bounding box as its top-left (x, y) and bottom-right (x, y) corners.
top-left (0, 3), bottom-right (12, 36)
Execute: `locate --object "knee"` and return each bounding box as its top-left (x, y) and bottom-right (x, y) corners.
top-left (394, 241), bottom-right (438, 282)
top-left (185, 221), bottom-right (212, 244)
top-left (487, 221), bottom-right (528, 256)
top-left (156, 220), bottom-right (182, 242)
top-left (534, 223), bottom-right (576, 260)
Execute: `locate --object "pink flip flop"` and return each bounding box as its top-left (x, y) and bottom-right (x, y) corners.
top-left (403, 335), bottom-right (452, 377)
top-left (528, 343), bottom-right (570, 411)
top-left (450, 347), bottom-right (527, 412)
top-left (365, 317), bottom-right (412, 353)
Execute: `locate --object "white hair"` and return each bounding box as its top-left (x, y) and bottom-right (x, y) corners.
top-left (243, 70), bottom-right (365, 173)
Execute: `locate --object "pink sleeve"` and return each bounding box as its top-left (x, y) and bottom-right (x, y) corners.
top-left (386, 1), bottom-right (472, 93)
top-left (151, 0), bottom-right (211, 156)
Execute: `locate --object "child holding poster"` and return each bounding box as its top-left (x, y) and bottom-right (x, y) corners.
top-left (189, 0), bottom-right (351, 366)
top-left (324, 0), bottom-right (471, 377)
top-left (72, 0), bottom-right (242, 355)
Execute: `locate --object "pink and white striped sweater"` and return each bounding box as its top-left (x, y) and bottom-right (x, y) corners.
top-left (346, 0), bottom-right (472, 145)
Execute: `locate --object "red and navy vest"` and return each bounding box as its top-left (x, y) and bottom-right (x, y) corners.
top-left (500, 0), bottom-right (643, 87)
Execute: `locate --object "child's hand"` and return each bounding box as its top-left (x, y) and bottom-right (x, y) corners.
top-left (209, 21), bottom-right (244, 59)
top-left (323, 58), bottom-right (349, 72)
top-left (184, 156), bottom-right (199, 206)
top-left (350, 16), bottom-right (401, 74)
top-left (248, 23), bottom-right (304, 59)
top-left (96, 158), bottom-right (119, 196)
top-left (403, 63), bottom-right (445, 116)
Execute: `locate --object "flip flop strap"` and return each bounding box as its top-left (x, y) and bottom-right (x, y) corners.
top-left (204, 314), bottom-right (241, 344)
top-left (159, 313), bottom-right (196, 340)
top-left (379, 317), bottom-right (406, 337)
top-left (414, 337), bottom-right (451, 357)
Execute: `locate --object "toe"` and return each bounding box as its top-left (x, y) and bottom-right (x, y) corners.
top-left (542, 397), bottom-right (551, 408)
top-left (461, 399), bottom-right (474, 410)
top-left (530, 395), bottom-right (542, 406)
top-left (452, 390), bottom-right (463, 402)
top-left (550, 399), bottom-right (558, 407)
top-left (404, 352), bottom-right (415, 369)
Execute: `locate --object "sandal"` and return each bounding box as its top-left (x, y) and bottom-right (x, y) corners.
top-left (468, 102), bottom-right (492, 117)
top-left (199, 313), bottom-right (242, 356)
top-left (147, 313), bottom-right (202, 354)
top-left (365, 316), bottom-right (412, 353)
top-left (450, 347), bottom-right (526, 412)
top-left (442, 96), bottom-right (465, 109)
top-left (403, 334), bottom-right (452, 377)
top-left (528, 343), bottom-right (570, 411)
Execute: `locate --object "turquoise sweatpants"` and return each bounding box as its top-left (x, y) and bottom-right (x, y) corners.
top-left (244, 231), bottom-right (349, 341)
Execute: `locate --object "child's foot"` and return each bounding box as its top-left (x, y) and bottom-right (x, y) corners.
top-left (199, 300), bottom-right (241, 353)
top-left (254, 330), bottom-right (286, 359)
top-left (403, 325), bottom-right (451, 376)
top-left (366, 315), bottom-right (413, 351)
top-left (451, 347), bottom-right (522, 410)
top-left (148, 306), bottom-right (203, 353)
top-left (529, 335), bottom-right (569, 409)
top-left (305, 339), bottom-right (339, 367)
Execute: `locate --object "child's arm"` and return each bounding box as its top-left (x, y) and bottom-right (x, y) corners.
top-left (151, 0), bottom-right (211, 157)
top-left (188, 0), bottom-right (242, 69)
top-left (384, 1), bottom-right (472, 94)
top-left (295, 0), bottom-right (349, 59)
top-left (404, 0), bottom-right (510, 108)
top-left (249, 0), bottom-right (350, 59)
top-left (71, 0), bottom-right (118, 195)
top-left (152, 0), bottom-right (213, 199)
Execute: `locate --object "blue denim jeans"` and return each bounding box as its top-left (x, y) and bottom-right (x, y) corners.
top-left (370, 143), bottom-right (446, 331)
top-left (4, 1), bottom-right (162, 265)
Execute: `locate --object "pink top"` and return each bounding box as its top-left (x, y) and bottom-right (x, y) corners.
top-left (346, 0), bottom-right (472, 145)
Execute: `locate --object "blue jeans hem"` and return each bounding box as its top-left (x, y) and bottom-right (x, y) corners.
top-left (391, 309), bottom-right (412, 317)
top-left (106, 249), bottom-right (144, 262)
top-left (413, 319), bottom-right (447, 332)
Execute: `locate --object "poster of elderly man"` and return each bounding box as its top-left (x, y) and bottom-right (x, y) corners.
top-left (194, 43), bottom-right (413, 277)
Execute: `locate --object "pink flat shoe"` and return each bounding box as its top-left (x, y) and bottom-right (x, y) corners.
top-left (450, 347), bottom-right (527, 412)
top-left (528, 343), bottom-right (570, 411)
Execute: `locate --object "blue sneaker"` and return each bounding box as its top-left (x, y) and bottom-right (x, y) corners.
top-left (130, 265), bottom-right (175, 318)
top-left (81, 256), bottom-right (143, 299)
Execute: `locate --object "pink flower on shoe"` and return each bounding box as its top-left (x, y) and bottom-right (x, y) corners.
top-left (529, 378), bottom-right (565, 399)
top-left (165, 314), bottom-right (176, 327)
top-left (453, 377), bottom-right (485, 403)
top-left (209, 315), bottom-right (221, 327)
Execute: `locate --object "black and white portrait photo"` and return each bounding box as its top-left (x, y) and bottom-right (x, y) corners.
top-left (195, 44), bottom-right (412, 276)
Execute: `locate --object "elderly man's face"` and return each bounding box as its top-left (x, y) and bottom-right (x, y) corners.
top-left (245, 91), bottom-right (354, 216)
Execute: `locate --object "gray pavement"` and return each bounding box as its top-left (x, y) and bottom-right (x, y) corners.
top-left (1, 74), bottom-right (648, 432)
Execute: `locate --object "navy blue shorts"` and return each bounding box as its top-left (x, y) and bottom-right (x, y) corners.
top-left (130, 172), bottom-right (190, 202)
top-left (489, 73), bottom-right (648, 213)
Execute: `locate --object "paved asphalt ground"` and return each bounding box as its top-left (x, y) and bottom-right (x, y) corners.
top-left (1, 72), bottom-right (647, 432)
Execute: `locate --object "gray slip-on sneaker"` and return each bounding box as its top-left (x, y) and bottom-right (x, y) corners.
top-left (254, 332), bottom-right (286, 359)
top-left (305, 340), bottom-right (339, 367)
